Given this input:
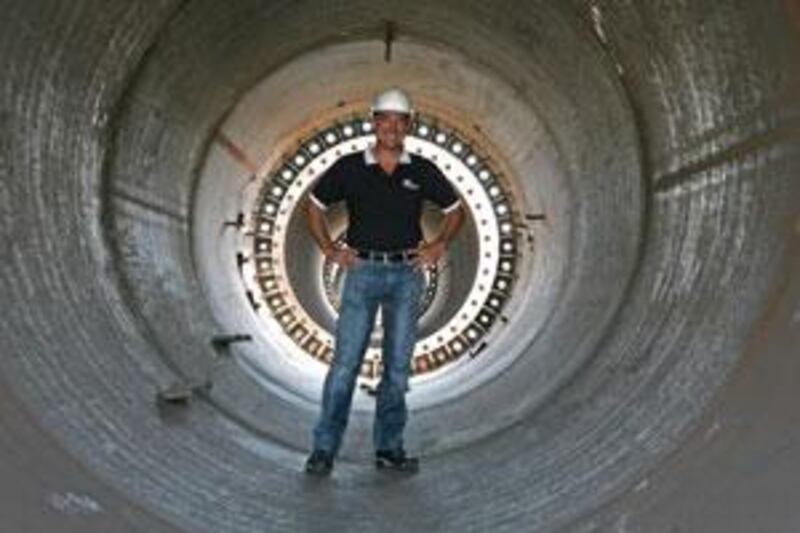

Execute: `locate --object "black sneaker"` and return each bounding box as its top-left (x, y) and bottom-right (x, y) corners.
top-left (375, 449), bottom-right (419, 473)
top-left (305, 450), bottom-right (334, 476)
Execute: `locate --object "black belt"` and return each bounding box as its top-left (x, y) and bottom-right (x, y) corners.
top-left (355, 249), bottom-right (418, 263)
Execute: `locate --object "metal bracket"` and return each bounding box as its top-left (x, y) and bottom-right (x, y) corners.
top-left (224, 212), bottom-right (245, 229)
top-left (156, 334), bottom-right (252, 407)
top-left (156, 380), bottom-right (212, 405)
top-left (211, 333), bottom-right (253, 351)
top-left (383, 20), bottom-right (396, 62)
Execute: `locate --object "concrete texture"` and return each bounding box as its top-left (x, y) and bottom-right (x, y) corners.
top-left (1, 1), bottom-right (798, 531)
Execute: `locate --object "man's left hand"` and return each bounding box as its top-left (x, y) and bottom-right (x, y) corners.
top-left (414, 240), bottom-right (447, 268)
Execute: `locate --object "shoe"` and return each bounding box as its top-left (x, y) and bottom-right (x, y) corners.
top-left (375, 449), bottom-right (419, 473)
top-left (305, 450), bottom-right (334, 476)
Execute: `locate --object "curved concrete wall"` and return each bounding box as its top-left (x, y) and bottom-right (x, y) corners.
top-left (1, 1), bottom-right (798, 531)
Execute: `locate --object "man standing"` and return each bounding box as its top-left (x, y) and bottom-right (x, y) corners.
top-left (305, 88), bottom-right (464, 475)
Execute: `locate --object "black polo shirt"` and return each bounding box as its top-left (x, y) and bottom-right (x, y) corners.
top-left (309, 149), bottom-right (460, 251)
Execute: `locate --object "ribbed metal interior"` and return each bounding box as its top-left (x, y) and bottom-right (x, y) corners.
top-left (1, 1), bottom-right (798, 531)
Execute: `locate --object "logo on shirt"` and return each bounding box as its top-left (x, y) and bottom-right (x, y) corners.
top-left (401, 178), bottom-right (421, 191)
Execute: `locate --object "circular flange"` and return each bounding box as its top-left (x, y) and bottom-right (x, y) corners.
top-left (242, 114), bottom-right (520, 384)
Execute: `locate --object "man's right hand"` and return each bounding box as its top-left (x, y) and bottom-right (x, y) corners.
top-left (324, 245), bottom-right (359, 269)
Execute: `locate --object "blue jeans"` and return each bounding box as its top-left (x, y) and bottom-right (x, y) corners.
top-left (312, 260), bottom-right (424, 456)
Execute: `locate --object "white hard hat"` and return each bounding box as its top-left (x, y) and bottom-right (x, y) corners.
top-left (370, 88), bottom-right (414, 116)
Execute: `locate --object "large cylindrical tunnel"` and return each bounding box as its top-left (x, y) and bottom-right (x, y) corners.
top-left (1, 1), bottom-right (799, 531)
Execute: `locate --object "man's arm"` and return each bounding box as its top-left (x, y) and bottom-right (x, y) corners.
top-left (434, 204), bottom-right (465, 245)
top-left (306, 199), bottom-right (358, 268)
top-left (415, 204), bottom-right (465, 267)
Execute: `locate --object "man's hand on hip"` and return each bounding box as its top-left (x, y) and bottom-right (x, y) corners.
top-left (325, 245), bottom-right (359, 269)
top-left (414, 240), bottom-right (447, 268)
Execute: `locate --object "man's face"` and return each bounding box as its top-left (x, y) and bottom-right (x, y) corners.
top-left (372, 111), bottom-right (410, 151)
